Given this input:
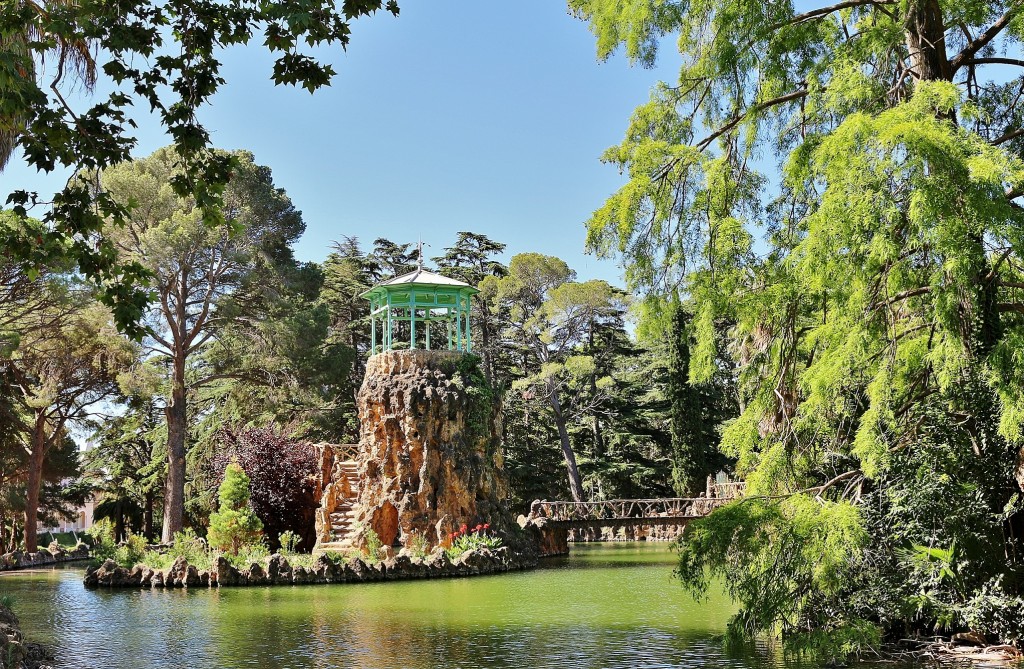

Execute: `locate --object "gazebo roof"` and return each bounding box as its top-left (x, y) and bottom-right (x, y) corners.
top-left (361, 268), bottom-right (479, 298)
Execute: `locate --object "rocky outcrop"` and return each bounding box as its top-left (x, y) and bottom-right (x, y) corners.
top-left (521, 518), bottom-right (569, 557)
top-left (0, 544), bottom-right (90, 572)
top-left (0, 604), bottom-right (56, 669)
top-left (84, 547), bottom-right (537, 589)
top-left (348, 350), bottom-right (517, 551)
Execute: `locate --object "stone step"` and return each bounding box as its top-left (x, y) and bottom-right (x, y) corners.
top-left (314, 541), bottom-right (353, 554)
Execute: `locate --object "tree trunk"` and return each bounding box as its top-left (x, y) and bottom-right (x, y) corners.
top-left (113, 498), bottom-right (125, 542)
top-left (587, 325), bottom-right (604, 457)
top-left (904, 0), bottom-right (951, 83)
top-left (161, 352), bottom-right (187, 543)
top-left (143, 489), bottom-right (154, 540)
top-left (23, 412), bottom-right (47, 552)
top-left (479, 305), bottom-right (495, 387)
top-left (547, 377), bottom-right (585, 502)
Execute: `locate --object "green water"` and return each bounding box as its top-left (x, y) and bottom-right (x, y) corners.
top-left (0, 543), bottom-right (788, 669)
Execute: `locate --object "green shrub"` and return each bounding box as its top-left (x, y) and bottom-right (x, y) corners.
top-left (86, 520), bottom-right (116, 563)
top-left (113, 533), bottom-right (148, 568)
top-left (278, 531), bottom-right (301, 554)
top-left (363, 528), bottom-right (383, 565)
top-left (207, 462), bottom-right (263, 555)
top-left (225, 542), bottom-right (269, 569)
top-left (166, 529), bottom-right (213, 570)
top-left (405, 531), bottom-right (429, 559)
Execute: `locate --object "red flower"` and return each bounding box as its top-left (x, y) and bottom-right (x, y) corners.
top-left (483, 524), bottom-right (490, 530)
top-left (474, 524), bottom-right (482, 532)
top-left (460, 524), bottom-right (468, 532)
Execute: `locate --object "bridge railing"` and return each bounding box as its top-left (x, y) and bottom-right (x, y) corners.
top-left (709, 481), bottom-right (746, 499)
top-left (528, 497), bottom-right (732, 523)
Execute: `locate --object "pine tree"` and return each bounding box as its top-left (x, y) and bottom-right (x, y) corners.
top-left (207, 463), bottom-right (263, 555)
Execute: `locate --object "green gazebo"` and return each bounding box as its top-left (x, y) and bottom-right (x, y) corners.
top-left (361, 267), bottom-right (478, 354)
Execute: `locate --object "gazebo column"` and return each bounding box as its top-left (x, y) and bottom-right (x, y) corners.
top-left (456, 304), bottom-right (463, 351)
top-left (386, 293), bottom-right (393, 350)
top-left (464, 294), bottom-right (472, 352)
top-left (410, 292), bottom-right (417, 350)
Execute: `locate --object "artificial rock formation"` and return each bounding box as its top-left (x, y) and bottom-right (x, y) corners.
top-left (349, 350), bottom-right (514, 550)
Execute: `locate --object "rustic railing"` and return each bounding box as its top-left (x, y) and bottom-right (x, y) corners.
top-left (334, 443), bottom-right (361, 462)
top-left (528, 497), bottom-right (733, 523)
top-left (709, 481), bottom-right (746, 499)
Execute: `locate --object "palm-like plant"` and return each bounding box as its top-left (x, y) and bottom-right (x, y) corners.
top-left (1, 0), bottom-right (96, 170)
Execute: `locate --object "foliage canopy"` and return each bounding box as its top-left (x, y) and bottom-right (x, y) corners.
top-left (572, 0), bottom-right (1024, 651)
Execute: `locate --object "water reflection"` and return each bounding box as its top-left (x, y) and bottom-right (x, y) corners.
top-left (0, 544), bottom-right (803, 669)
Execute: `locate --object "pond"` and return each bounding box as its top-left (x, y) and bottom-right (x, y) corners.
top-left (1, 543), bottom-right (793, 669)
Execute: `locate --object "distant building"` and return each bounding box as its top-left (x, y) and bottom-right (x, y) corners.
top-left (41, 497), bottom-right (96, 535)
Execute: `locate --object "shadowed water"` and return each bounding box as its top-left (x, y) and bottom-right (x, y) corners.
top-left (0, 543), bottom-right (798, 669)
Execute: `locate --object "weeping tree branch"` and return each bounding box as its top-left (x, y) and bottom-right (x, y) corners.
top-left (696, 88), bottom-right (809, 151)
top-left (652, 88), bottom-right (810, 180)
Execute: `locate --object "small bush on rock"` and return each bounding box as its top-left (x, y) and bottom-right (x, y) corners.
top-left (363, 528), bottom-right (383, 565)
top-left (405, 532), bottom-right (429, 559)
top-left (278, 531), bottom-right (300, 554)
top-left (87, 520), bottom-right (116, 562)
top-left (225, 542), bottom-right (270, 569)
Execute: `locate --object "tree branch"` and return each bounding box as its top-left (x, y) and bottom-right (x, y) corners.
top-left (878, 286), bottom-right (932, 307)
top-left (992, 127), bottom-right (1024, 146)
top-left (697, 88), bottom-right (809, 151)
top-left (779, 0), bottom-right (897, 30)
top-left (965, 57), bottom-right (1024, 68)
top-left (950, 8), bottom-right (1022, 73)
top-left (998, 302), bottom-right (1024, 314)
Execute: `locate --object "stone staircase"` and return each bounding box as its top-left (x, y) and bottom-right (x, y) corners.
top-left (314, 458), bottom-right (360, 554)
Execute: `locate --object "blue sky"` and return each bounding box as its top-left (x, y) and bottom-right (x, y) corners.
top-left (2, 0), bottom-right (677, 285)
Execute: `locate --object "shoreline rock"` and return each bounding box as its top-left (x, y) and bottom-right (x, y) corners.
top-left (84, 546), bottom-right (537, 589)
top-left (0, 545), bottom-right (91, 572)
top-left (0, 603), bottom-right (56, 669)
top-left (568, 525), bottom-right (684, 542)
